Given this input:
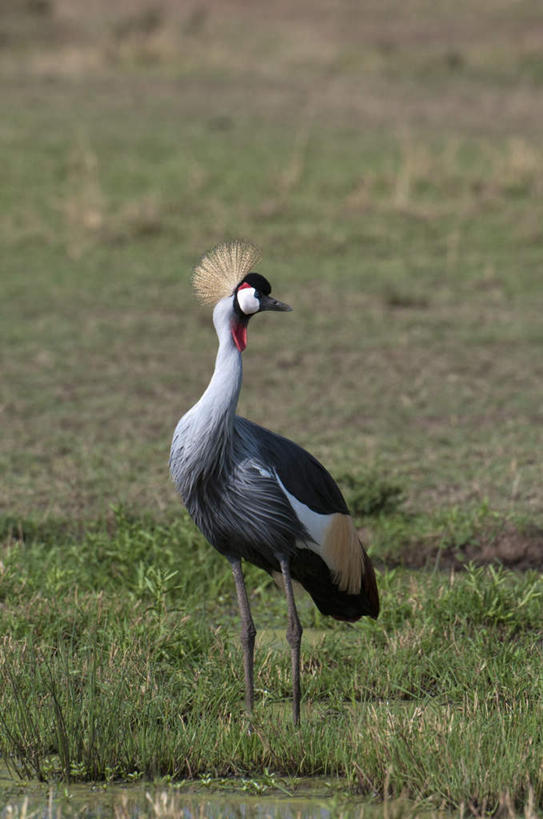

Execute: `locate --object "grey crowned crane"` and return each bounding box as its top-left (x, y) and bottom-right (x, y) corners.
top-left (169, 240), bottom-right (379, 725)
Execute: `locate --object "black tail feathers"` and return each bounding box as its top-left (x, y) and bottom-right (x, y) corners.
top-left (288, 546), bottom-right (379, 622)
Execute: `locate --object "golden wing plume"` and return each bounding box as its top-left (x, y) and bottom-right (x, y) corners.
top-left (193, 240), bottom-right (262, 305)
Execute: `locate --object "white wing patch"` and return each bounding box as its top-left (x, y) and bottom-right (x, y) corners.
top-left (275, 474), bottom-right (332, 553)
top-left (275, 473), bottom-right (363, 595)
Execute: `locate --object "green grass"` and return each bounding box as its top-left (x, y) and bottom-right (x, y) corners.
top-left (0, 512), bottom-right (542, 811)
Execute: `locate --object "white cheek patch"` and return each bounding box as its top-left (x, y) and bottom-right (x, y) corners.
top-left (237, 287), bottom-right (260, 315)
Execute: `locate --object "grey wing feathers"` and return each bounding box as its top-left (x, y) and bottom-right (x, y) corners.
top-left (235, 417), bottom-right (349, 516)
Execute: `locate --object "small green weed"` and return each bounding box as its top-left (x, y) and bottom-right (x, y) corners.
top-left (338, 470), bottom-right (405, 518)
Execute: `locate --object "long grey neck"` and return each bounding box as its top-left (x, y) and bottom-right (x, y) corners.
top-left (196, 324), bottom-right (242, 436)
top-left (170, 298), bottom-right (242, 493)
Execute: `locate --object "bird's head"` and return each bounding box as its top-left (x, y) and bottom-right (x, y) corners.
top-left (193, 241), bottom-right (291, 352)
top-left (231, 272), bottom-right (291, 352)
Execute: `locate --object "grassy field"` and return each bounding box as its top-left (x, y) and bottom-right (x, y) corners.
top-left (1, 0), bottom-right (543, 814)
top-left (2, 0), bottom-right (543, 526)
top-left (1, 512), bottom-right (542, 813)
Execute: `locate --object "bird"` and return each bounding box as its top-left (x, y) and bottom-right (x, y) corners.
top-left (169, 240), bottom-right (379, 725)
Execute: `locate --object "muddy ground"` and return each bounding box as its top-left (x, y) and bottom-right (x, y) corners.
top-left (380, 524), bottom-right (543, 571)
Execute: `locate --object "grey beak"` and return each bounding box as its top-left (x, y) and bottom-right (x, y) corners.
top-left (259, 294), bottom-right (292, 312)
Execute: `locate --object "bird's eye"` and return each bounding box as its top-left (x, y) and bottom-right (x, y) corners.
top-left (253, 290), bottom-right (261, 299)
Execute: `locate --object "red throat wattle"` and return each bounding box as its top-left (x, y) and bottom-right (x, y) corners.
top-left (231, 321), bottom-right (247, 352)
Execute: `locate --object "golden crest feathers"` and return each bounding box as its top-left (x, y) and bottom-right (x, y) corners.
top-left (193, 240), bottom-right (262, 305)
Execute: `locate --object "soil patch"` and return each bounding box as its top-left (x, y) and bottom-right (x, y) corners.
top-left (387, 524), bottom-right (543, 572)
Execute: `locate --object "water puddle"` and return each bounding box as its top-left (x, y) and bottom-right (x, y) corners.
top-left (0, 782), bottom-right (367, 818)
top-left (0, 765), bottom-right (442, 818)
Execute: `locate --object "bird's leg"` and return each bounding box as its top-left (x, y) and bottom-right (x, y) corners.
top-left (278, 555), bottom-right (303, 726)
top-left (229, 557), bottom-right (256, 715)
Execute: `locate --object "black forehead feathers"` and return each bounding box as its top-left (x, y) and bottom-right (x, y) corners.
top-left (239, 272), bottom-right (271, 295)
